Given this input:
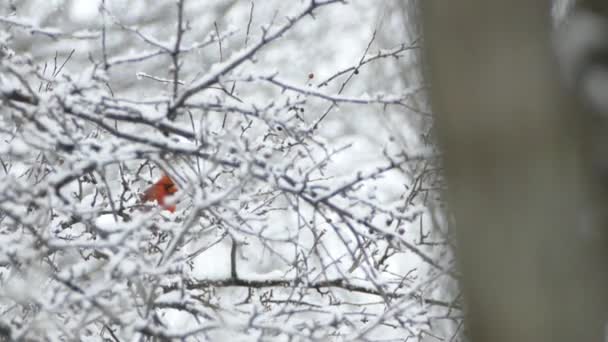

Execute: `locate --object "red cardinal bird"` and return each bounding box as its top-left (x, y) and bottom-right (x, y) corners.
top-left (140, 174), bottom-right (178, 212)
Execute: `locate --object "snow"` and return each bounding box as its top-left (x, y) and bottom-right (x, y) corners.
top-left (69, 1), bottom-right (98, 24)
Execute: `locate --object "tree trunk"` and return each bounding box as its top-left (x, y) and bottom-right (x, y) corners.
top-left (421, 2), bottom-right (608, 341)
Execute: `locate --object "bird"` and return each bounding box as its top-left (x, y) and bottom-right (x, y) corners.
top-left (140, 174), bottom-right (178, 212)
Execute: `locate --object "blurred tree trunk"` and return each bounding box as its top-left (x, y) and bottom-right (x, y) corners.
top-left (421, 1), bottom-right (608, 341)
top-left (578, 0), bottom-right (608, 15)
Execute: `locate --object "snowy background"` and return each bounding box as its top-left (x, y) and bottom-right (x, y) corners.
top-left (0, 1), bottom-right (459, 341)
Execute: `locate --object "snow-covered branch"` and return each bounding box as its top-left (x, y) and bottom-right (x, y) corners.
top-left (0, 1), bottom-right (456, 341)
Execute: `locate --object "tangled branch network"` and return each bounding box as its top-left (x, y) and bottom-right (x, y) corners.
top-left (0, 0), bottom-right (460, 340)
